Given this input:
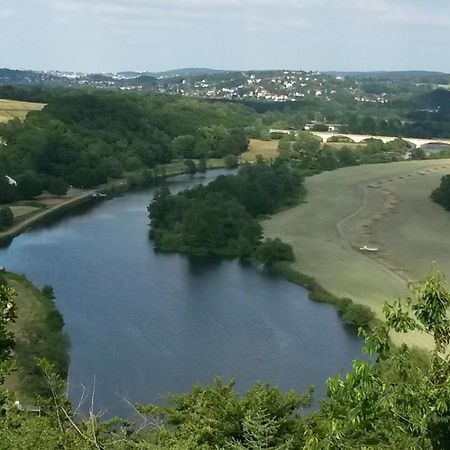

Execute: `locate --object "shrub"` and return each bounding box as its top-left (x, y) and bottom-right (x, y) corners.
top-left (0, 206), bottom-right (14, 228)
top-left (341, 302), bottom-right (375, 328)
top-left (254, 238), bottom-right (295, 265)
top-left (224, 154), bottom-right (239, 168)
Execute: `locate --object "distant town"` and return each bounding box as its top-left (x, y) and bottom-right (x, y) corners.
top-left (1, 67), bottom-right (449, 105)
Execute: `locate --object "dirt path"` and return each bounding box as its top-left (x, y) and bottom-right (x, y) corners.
top-left (0, 190), bottom-right (96, 243)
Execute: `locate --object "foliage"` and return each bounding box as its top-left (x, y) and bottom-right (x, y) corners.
top-left (149, 160), bottom-right (303, 258)
top-left (253, 238), bottom-right (295, 266)
top-left (0, 282), bottom-right (16, 407)
top-left (431, 174), bottom-right (450, 210)
top-left (140, 379), bottom-right (313, 450)
top-left (306, 269), bottom-right (450, 449)
top-left (1, 271), bottom-right (450, 449)
top-left (48, 177), bottom-right (69, 196)
top-left (0, 90), bottom-right (253, 199)
top-left (184, 159), bottom-right (197, 174)
top-left (0, 206), bottom-right (14, 228)
top-left (5, 275), bottom-right (69, 400)
top-left (224, 154), bottom-right (239, 168)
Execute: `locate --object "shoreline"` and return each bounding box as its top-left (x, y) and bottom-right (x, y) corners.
top-left (0, 161), bottom-right (230, 247)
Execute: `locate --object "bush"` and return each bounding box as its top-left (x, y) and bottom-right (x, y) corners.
top-left (184, 159), bottom-right (197, 174)
top-left (224, 154), bottom-right (239, 168)
top-left (254, 238), bottom-right (295, 265)
top-left (341, 302), bottom-right (375, 328)
top-left (0, 206), bottom-right (14, 228)
top-left (48, 178), bottom-right (69, 197)
top-left (431, 174), bottom-right (450, 210)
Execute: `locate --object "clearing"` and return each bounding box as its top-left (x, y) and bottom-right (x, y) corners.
top-left (0, 98), bottom-right (45, 123)
top-left (263, 159), bottom-right (450, 347)
top-left (241, 139), bottom-right (279, 162)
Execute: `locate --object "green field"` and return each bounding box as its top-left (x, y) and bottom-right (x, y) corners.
top-left (263, 159), bottom-right (450, 348)
top-left (0, 98), bottom-right (45, 123)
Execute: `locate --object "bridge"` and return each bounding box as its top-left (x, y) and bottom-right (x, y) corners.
top-left (270, 129), bottom-right (450, 149)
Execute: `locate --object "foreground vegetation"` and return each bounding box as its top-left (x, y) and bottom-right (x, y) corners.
top-left (1, 270), bottom-right (450, 448)
top-left (0, 271), bottom-right (69, 401)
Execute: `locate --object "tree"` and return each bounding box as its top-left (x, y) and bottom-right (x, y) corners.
top-left (184, 159), bottom-right (197, 174)
top-left (254, 238), bottom-right (295, 265)
top-left (431, 174), bottom-right (450, 210)
top-left (139, 379), bottom-right (312, 449)
top-left (306, 269), bottom-right (450, 449)
top-left (48, 177), bottom-right (69, 197)
top-left (198, 158), bottom-right (207, 173)
top-left (0, 283), bottom-right (16, 407)
top-left (0, 175), bottom-right (18, 203)
top-left (16, 170), bottom-right (43, 199)
top-left (336, 146), bottom-right (359, 166)
top-left (224, 154), bottom-right (239, 168)
top-left (0, 206), bottom-right (14, 228)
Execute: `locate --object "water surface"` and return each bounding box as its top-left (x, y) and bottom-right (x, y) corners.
top-left (0, 170), bottom-right (364, 417)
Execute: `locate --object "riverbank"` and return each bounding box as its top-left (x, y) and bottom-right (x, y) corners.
top-left (0, 158), bottom-right (228, 247)
top-left (2, 271), bottom-right (69, 402)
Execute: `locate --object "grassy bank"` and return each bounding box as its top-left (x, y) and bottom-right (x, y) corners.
top-left (263, 159), bottom-right (450, 348)
top-left (2, 271), bottom-right (69, 402)
top-left (0, 158), bottom-right (229, 247)
top-left (271, 261), bottom-right (376, 330)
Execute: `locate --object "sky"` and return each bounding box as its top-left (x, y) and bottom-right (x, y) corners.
top-left (1, 0), bottom-right (449, 74)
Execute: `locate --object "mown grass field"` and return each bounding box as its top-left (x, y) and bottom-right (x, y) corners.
top-left (263, 159), bottom-right (450, 348)
top-left (241, 139), bottom-right (279, 162)
top-left (0, 99), bottom-right (45, 123)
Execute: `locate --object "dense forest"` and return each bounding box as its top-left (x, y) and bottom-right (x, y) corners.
top-left (149, 160), bottom-right (303, 261)
top-left (1, 83), bottom-right (450, 204)
top-left (0, 89), bottom-right (254, 202)
top-left (1, 270), bottom-right (450, 449)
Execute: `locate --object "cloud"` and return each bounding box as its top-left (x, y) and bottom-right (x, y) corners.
top-left (1, 0), bottom-right (450, 72)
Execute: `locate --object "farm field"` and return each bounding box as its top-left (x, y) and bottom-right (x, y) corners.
top-left (241, 139), bottom-right (279, 162)
top-left (0, 98), bottom-right (45, 123)
top-left (263, 159), bottom-right (450, 348)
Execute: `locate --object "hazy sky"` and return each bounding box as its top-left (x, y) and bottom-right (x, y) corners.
top-left (1, 0), bottom-right (449, 73)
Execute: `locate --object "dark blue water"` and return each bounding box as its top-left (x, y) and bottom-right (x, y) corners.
top-left (0, 170), bottom-right (363, 417)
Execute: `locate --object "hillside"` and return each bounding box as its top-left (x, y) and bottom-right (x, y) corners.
top-left (0, 98), bottom-right (45, 123)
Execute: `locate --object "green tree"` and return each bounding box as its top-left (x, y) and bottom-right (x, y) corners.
top-left (198, 158), bottom-right (207, 173)
top-left (431, 174), bottom-right (450, 210)
top-left (224, 154), bottom-right (239, 168)
top-left (16, 170), bottom-right (43, 199)
top-left (254, 238), bottom-right (295, 265)
top-left (0, 283), bottom-right (16, 407)
top-left (184, 159), bottom-right (197, 174)
top-left (48, 177), bottom-right (69, 197)
top-left (0, 206), bottom-right (14, 228)
top-left (306, 269), bottom-right (450, 449)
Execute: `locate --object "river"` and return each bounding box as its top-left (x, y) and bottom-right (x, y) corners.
top-left (0, 169), bottom-right (364, 417)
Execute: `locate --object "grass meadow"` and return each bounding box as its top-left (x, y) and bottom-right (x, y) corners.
top-left (263, 159), bottom-right (450, 348)
top-left (242, 139), bottom-right (280, 162)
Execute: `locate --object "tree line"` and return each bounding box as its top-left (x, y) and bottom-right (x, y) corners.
top-left (0, 90), bottom-right (254, 202)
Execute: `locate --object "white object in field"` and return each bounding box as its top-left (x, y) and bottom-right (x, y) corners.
top-left (359, 245), bottom-right (379, 252)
